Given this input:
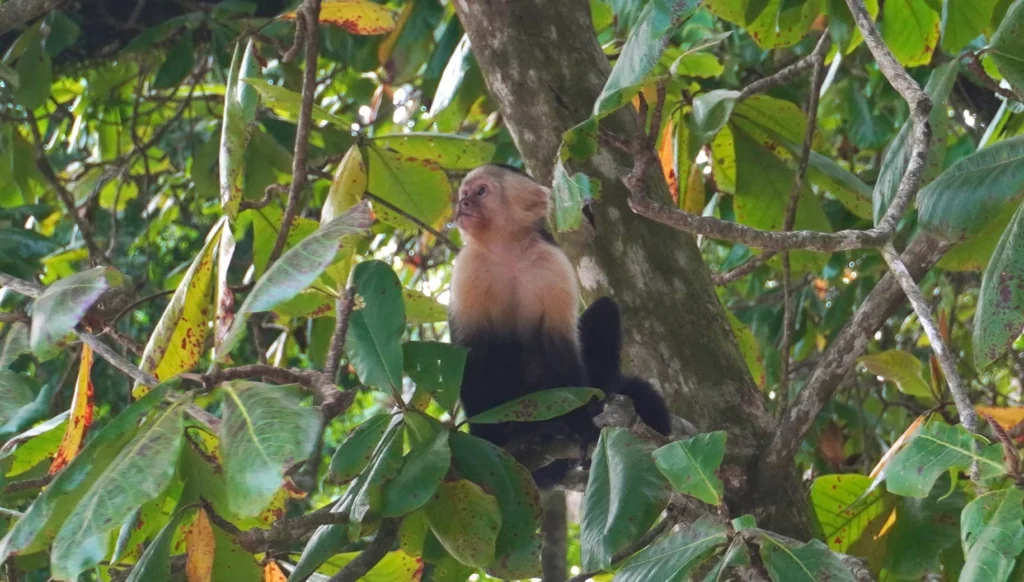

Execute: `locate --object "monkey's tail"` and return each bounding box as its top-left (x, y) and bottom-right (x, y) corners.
top-left (580, 296), bottom-right (673, 437)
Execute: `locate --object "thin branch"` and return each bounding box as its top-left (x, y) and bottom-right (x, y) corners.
top-left (711, 250), bottom-right (778, 285)
top-left (266, 0), bottom-right (322, 269)
top-left (0, 272), bottom-right (43, 297)
top-left (324, 286), bottom-right (356, 379)
top-left (239, 183), bottom-right (288, 211)
top-left (328, 518), bottom-right (402, 582)
top-left (365, 192), bottom-right (461, 253)
top-left (779, 34), bottom-right (829, 415)
top-left (880, 244), bottom-right (977, 433)
top-left (78, 331), bottom-right (158, 387)
top-left (235, 503), bottom-right (350, 552)
top-left (190, 363), bottom-right (353, 419)
top-left (0, 507), bottom-right (23, 519)
top-left (738, 47), bottom-right (827, 101)
top-left (110, 289), bottom-right (175, 326)
top-left (1, 474), bottom-right (53, 495)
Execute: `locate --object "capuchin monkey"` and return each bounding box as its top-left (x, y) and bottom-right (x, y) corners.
top-left (448, 164), bottom-right (671, 488)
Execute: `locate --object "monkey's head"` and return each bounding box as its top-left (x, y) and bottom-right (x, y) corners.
top-left (454, 164), bottom-right (550, 244)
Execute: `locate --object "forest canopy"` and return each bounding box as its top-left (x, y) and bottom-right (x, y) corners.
top-left (1, 0), bottom-right (1024, 580)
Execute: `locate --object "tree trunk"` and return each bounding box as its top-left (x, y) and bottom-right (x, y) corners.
top-left (453, 0), bottom-right (812, 537)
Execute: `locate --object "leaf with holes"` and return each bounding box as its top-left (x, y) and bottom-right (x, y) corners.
top-left (0, 383), bottom-right (170, 561)
top-left (218, 381), bottom-right (320, 517)
top-left (216, 202), bottom-right (371, 362)
top-left (137, 218), bottom-right (229, 396)
top-left (30, 266), bottom-right (124, 357)
top-left (467, 387), bottom-right (603, 425)
top-left (425, 479), bottom-right (501, 568)
top-left (581, 428), bottom-right (671, 571)
top-left (346, 260), bottom-right (406, 390)
top-left (886, 421), bottom-right (1005, 497)
top-left (403, 341), bottom-right (466, 411)
top-left (50, 398), bottom-right (187, 580)
top-left (653, 431), bottom-right (726, 505)
top-left (613, 517), bottom-right (729, 582)
top-left (973, 202), bottom-right (1024, 368)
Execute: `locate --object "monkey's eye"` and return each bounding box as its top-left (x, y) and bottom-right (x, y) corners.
top-left (474, 185), bottom-right (487, 197)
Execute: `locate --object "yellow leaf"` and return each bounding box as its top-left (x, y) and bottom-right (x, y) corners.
top-left (263, 561), bottom-right (289, 581)
top-left (136, 219), bottom-right (230, 398)
top-left (49, 345), bottom-right (95, 474)
top-left (282, 0), bottom-right (396, 36)
top-left (186, 508), bottom-right (216, 582)
top-left (681, 162), bottom-right (705, 214)
top-left (657, 118), bottom-right (678, 205)
top-left (975, 406), bottom-right (1024, 431)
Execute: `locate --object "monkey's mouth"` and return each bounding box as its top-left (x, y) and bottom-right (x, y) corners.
top-left (454, 209), bottom-right (481, 226)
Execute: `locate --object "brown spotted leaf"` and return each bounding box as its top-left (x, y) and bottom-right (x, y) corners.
top-left (281, 0), bottom-right (396, 35)
top-left (466, 387), bottom-right (603, 425)
top-left (49, 344), bottom-right (95, 474)
top-left (185, 508), bottom-right (215, 582)
top-left (424, 479), bottom-right (501, 568)
top-left (973, 202), bottom-right (1024, 369)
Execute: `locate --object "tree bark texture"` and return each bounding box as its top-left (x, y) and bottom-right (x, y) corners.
top-left (453, 0), bottom-right (811, 537)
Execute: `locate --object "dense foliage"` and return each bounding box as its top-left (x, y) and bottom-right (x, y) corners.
top-left (2, 0), bottom-right (1024, 580)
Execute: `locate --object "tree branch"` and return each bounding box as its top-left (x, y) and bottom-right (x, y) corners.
top-left (266, 0), bottom-right (322, 269)
top-left (327, 518), bottom-right (401, 582)
top-left (324, 286), bottom-right (356, 379)
top-left (0, 0), bottom-right (69, 35)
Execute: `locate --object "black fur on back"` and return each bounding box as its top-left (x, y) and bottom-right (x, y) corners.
top-left (579, 297), bottom-right (673, 436)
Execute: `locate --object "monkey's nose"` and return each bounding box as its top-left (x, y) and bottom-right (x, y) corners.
top-left (459, 198), bottom-right (472, 208)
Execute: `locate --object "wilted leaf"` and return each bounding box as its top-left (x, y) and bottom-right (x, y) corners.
top-left (137, 218), bottom-right (229, 396)
top-left (975, 405), bottom-right (1024, 431)
top-left (653, 431), bottom-right (727, 506)
top-left (49, 344), bottom-right (95, 474)
top-left (581, 428), bottom-right (670, 571)
top-left (185, 508), bottom-right (215, 582)
top-left (219, 381), bottom-right (320, 517)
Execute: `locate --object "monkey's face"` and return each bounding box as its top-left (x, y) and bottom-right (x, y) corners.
top-left (455, 166), bottom-right (550, 244)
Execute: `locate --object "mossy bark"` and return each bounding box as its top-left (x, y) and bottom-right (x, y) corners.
top-left (453, 0), bottom-right (812, 537)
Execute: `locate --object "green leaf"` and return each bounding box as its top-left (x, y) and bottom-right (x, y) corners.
top-left (559, 116), bottom-right (600, 162)
top-left (236, 38), bottom-right (261, 124)
top-left (123, 510), bottom-right (183, 582)
top-left (875, 60), bottom-right (957, 225)
top-left (552, 161), bottom-right (601, 233)
top-left (0, 377), bottom-right (57, 439)
top-left (403, 341), bottom-right (466, 411)
top-left (219, 41), bottom-right (250, 218)
top-left (151, 32), bottom-right (194, 90)
top-left (449, 432), bottom-right (543, 579)
top-left (809, 474), bottom-right (889, 553)
top-left (0, 322), bottom-right (30, 369)
top-left (374, 133), bottom-right (495, 170)
top-left (885, 421), bottom-right (1005, 497)
top-left (50, 399), bottom-right (187, 580)
top-left (975, 201), bottom-right (1024, 369)
top-left (13, 32), bottom-right (52, 110)
top-left (882, 480), bottom-right (965, 577)
top-left (219, 381), bottom-right (320, 517)
top-left (0, 383), bottom-right (170, 561)
top-left (403, 288), bottom-right (448, 326)
top-left (691, 90), bottom-right (740, 146)
top-left (0, 410), bottom-right (68, 473)
top-left (242, 78), bottom-right (349, 126)
top-left (216, 202), bottom-right (372, 361)
top-left (346, 260), bottom-right (406, 390)
top-left (30, 267), bottom-right (123, 356)
top-left (759, 536), bottom-right (857, 582)
top-left (882, 0), bottom-right (940, 67)
top-left (43, 11), bottom-right (81, 57)
top-left (670, 53), bottom-right (724, 78)
top-left (706, 0), bottom-right (822, 49)
top-left (329, 413), bottom-right (393, 484)
top-left (467, 388), bottom-right (603, 424)
top-left (0, 370), bottom-right (36, 428)
top-left (919, 135), bottom-right (1024, 242)
top-left (941, 0), bottom-right (997, 53)
top-left (990, 0), bottom-right (1024, 95)
top-left (424, 479), bottom-right (502, 568)
top-left (349, 418), bottom-right (405, 524)
top-left (581, 428), bottom-right (671, 571)
top-left (653, 431), bottom-right (727, 505)
top-left (365, 145), bottom-right (452, 230)
top-left (614, 517), bottom-right (729, 582)
top-left (593, 0), bottom-right (702, 117)
top-left (857, 350), bottom-right (933, 399)
top-left (725, 310), bottom-right (765, 387)
top-left (960, 488), bottom-right (1024, 581)
top-left (382, 431), bottom-right (451, 517)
